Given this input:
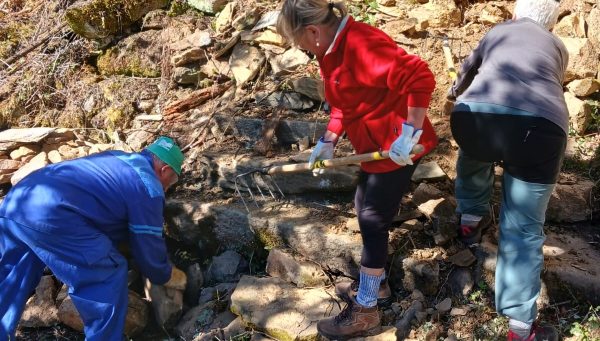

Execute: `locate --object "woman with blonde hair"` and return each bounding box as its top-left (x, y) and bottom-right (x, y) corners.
top-left (278, 0), bottom-right (437, 338)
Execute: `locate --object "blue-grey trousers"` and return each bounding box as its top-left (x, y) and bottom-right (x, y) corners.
top-left (452, 111), bottom-right (566, 323)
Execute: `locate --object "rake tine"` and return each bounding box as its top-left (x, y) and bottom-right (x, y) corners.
top-left (259, 173), bottom-right (278, 200)
top-left (234, 170), bottom-right (261, 212)
top-left (266, 174), bottom-right (285, 200)
top-left (251, 172), bottom-right (268, 200)
top-left (234, 177), bottom-right (251, 213)
top-left (246, 182), bottom-right (260, 209)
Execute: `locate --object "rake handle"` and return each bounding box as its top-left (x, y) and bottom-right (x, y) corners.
top-left (442, 38), bottom-right (458, 81)
top-left (267, 144), bottom-right (425, 174)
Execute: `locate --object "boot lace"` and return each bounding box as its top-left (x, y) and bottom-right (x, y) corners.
top-left (334, 300), bottom-right (355, 324)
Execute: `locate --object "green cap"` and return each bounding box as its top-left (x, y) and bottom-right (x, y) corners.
top-left (146, 136), bottom-right (184, 175)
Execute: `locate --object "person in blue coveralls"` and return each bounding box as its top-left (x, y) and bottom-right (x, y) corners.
top-left (0, 136), bottom-right (186, 341)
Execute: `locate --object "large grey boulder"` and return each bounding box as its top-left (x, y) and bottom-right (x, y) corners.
top-left (230, 276), bottom-right (342, 341)
top-left (249, 204), bottom-right (363, 276)
top-left (164, 200), bottom-right (219, 247)
top-left (164, 200), bottom-right (254, 252)
top-left (65, 0), bottom-right (169, 40)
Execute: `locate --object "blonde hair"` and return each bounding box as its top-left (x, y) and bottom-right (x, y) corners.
top-left (514, 0), bottom-right (560, 30)
top-left (277, 0), bottom-right (347, 44)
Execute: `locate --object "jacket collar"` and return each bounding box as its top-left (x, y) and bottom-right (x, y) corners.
top-left (320, 16), bottom-right (355, 61)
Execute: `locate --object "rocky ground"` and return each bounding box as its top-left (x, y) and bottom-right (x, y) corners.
top-left (1, 0), bottom-right (599, 340)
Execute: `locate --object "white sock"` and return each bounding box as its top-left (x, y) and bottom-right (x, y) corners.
top-left (509, 319), bottom-right (532, 339)
top-left (461, 213), bottom-right (483, 226)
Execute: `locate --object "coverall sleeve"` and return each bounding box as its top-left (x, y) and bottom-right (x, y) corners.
top-left (345, 33), bottom-right (436, 108)
top-left (127, 196), bottom-right (172, 285)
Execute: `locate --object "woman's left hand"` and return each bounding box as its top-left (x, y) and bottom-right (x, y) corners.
top-left (389, 123), bottom-right (422, 166)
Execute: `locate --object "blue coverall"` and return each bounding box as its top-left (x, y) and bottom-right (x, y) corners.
top-left (0, 150), bottom-right (172, 341)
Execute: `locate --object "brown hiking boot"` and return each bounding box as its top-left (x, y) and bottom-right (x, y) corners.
top-left (457, 214), bottom-right (492, 245)
top-left (317, 296), bottom-right (381, 340)
top-left (334, 280), bottom-right (392, 306)
top-left (507, 323), bottom-right (558, 341)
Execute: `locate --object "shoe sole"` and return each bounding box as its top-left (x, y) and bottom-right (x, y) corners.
top-left (317, 325), bottom-right (382, 340)
top-left (335, 291), bottom-right (393, 308)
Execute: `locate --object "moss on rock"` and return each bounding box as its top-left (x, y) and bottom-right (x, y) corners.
top-left (0, 21), bottom-right (34, 59)
top-left (95, 29), bottom-right (162, 77)
top-left (65, 0), bottom-right (169, 40)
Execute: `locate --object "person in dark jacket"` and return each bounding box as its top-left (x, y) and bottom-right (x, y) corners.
top-left (278, 0), bottom-right (437, 338)
top-left (448, 0), bottom-right (565, 340)
top-left (0, 136), bottom-right (185, 341)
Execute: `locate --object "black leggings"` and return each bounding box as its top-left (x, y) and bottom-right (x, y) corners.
top-left (355, 162), bottom-right (418, 268)
top-left (451, 111), bottom-right (566, 184)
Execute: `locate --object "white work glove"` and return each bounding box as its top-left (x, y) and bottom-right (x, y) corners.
top-left (389, 123), bottom-right (422, 166)
top-left (308, 136), bottom-right (335, 175)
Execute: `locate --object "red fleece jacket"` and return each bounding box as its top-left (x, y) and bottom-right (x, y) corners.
top-left (319, 16), bottom-right (437, 173)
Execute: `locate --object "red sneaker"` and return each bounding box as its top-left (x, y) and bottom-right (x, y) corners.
top-left (507, 323), bottom-right (558, 341)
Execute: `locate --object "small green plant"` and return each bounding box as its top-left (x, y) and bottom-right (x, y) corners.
top-left (587, 100), bottom-right (600, 133)
top-left (569, 306), bottom-right (600, 340)
top-left (347, 0), bottom-right (379, 26)
top-left (168, 0), bottom-right (190, 16)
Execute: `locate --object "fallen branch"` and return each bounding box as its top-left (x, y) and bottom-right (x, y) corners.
top-left (162, 81), bottom-right (233, 120)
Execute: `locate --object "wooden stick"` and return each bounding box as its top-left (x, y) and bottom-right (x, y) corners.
top-left (162, 81), bottom-right (232, 118)
top-left (1, 24), bottom-right (65, 69)
top-left (267, 144), bottom-right (425, 174)
top-left (442, 37), bottom-right (458, 81)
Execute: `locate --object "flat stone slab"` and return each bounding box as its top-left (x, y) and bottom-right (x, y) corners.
top-left (0, 128), bottom-right (55, 143)
top-left (411, 161), bottom-right (447, 182)
top-left (230, 275), bottom-right (341, 341)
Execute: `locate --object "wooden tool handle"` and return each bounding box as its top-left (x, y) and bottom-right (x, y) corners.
top-left (442, 38), bottom-right (458, 81)
top-left (268, 144), bottom-right (425, 174)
